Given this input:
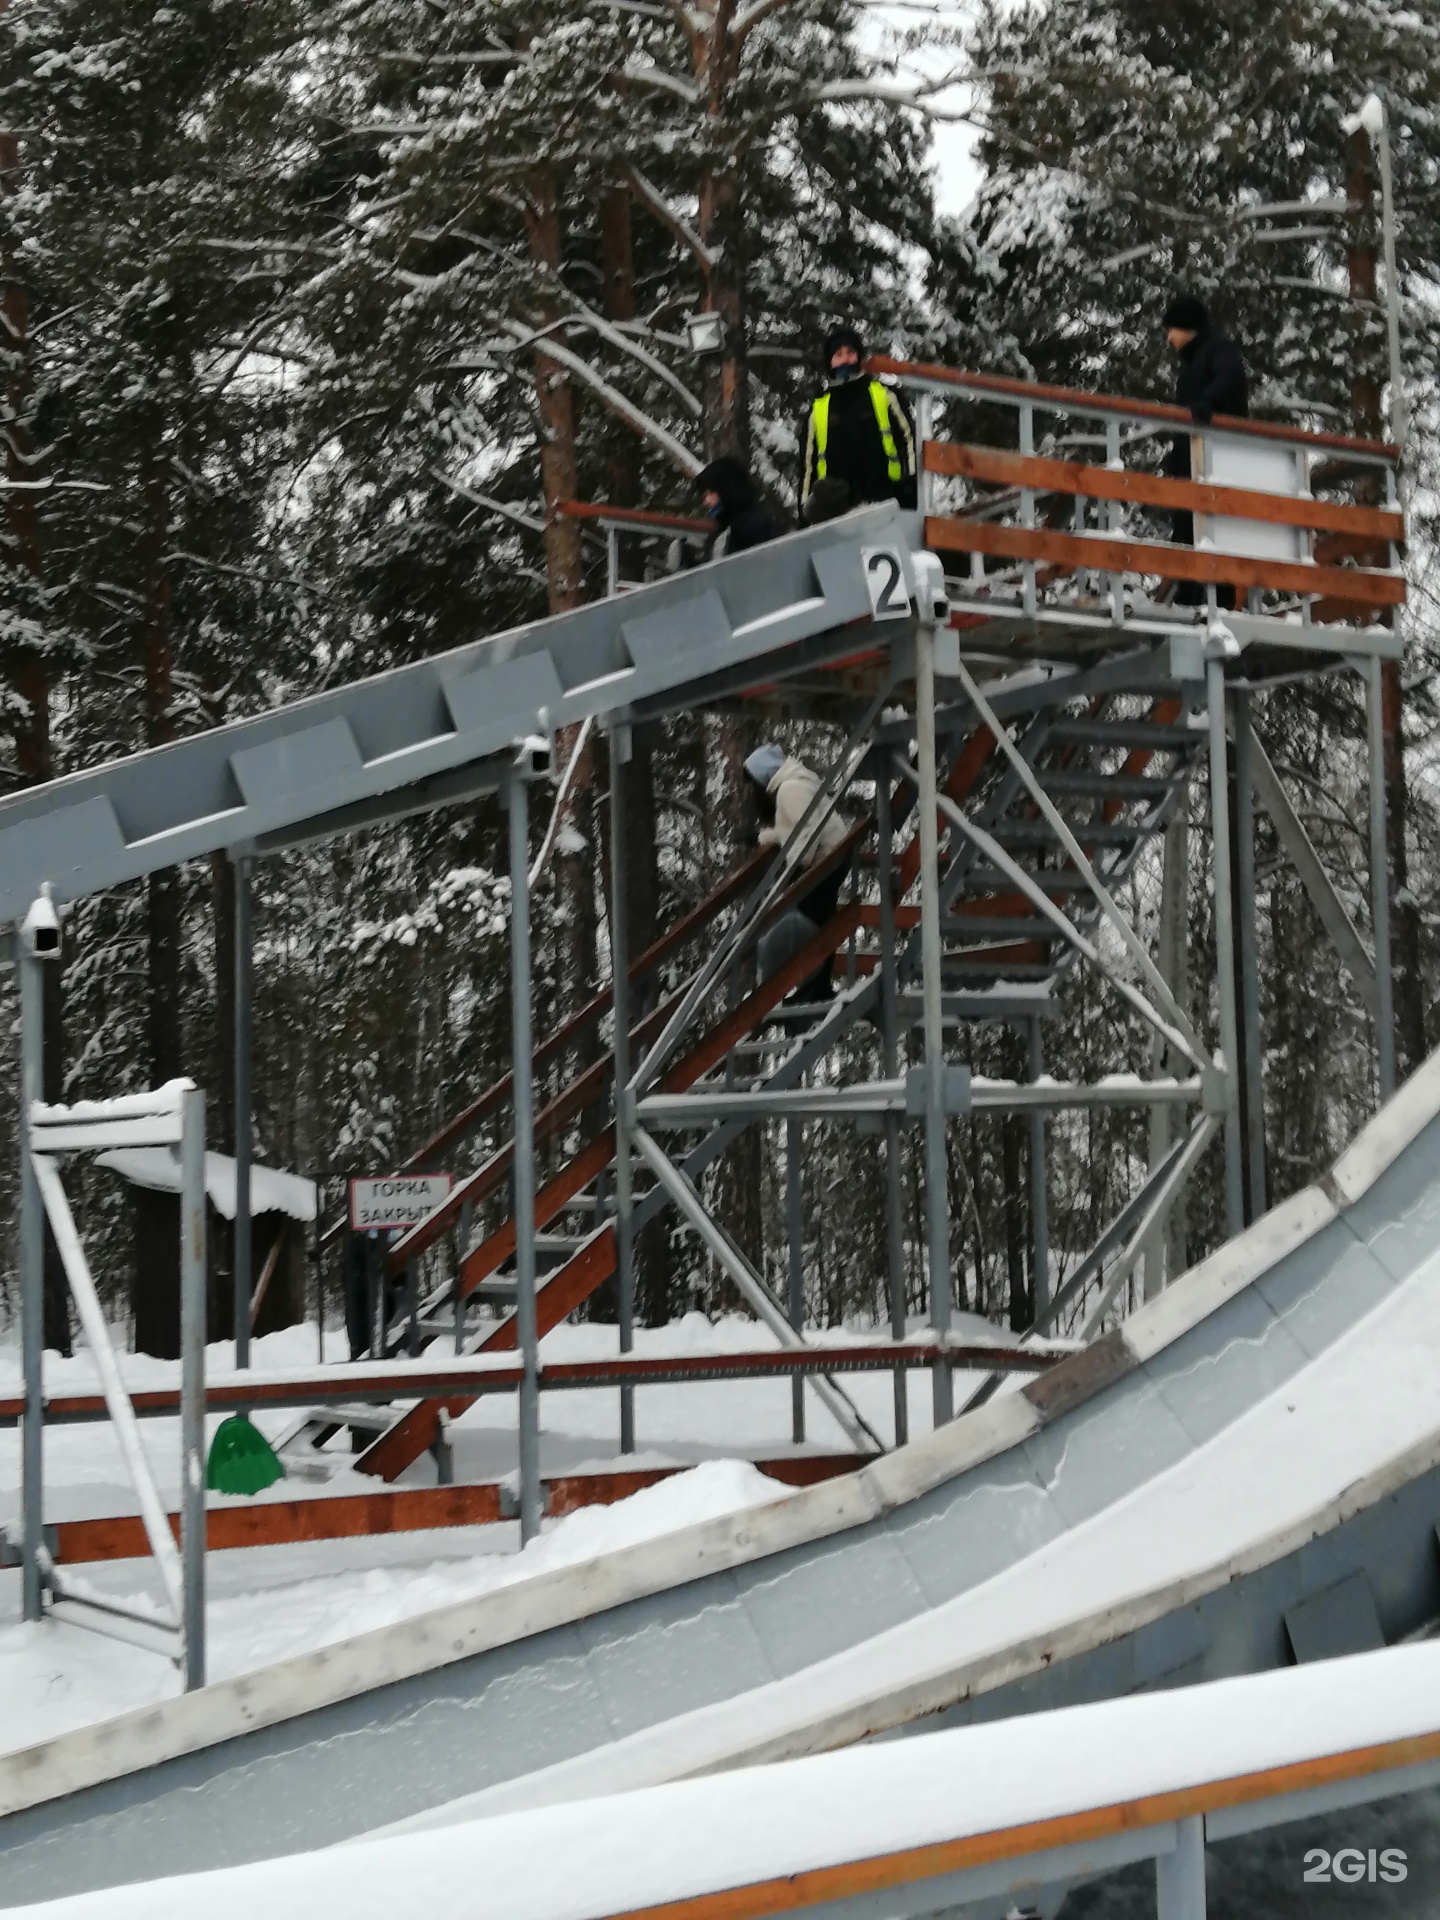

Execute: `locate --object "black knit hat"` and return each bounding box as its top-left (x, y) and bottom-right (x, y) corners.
top-left (1162, 292), bottom-right (1209, 333)
top-left (823, 322), bottom-right (866, 368)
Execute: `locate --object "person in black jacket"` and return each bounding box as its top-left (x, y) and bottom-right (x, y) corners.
top-left (1162, 293), bottom-right (1249, 605)
top-left (800, 324), bottom-right (917, 523)
top-left (695, 456), bottom-right (788, 560)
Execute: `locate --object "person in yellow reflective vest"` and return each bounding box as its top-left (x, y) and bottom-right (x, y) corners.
top-left (800, 323), bottom-right (917, 523)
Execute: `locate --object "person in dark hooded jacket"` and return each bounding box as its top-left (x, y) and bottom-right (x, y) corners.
top-left (695, 457), bottom-right (788, 561)
top-left (1161, 293), bottom-right (1249, 606)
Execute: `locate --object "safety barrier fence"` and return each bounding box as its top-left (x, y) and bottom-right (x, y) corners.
top-left (592, 1722), bottom-right (1440, 1920)
top-left (872, 352), bottom-right (1403, 642)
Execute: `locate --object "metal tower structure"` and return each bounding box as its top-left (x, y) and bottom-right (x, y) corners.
top-left (4, 354), bottom-right (1405, 1597)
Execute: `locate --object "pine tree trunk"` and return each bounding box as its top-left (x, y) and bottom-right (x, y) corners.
top-left (133, 449), bottom-right (183, 1358)
top-left (693, 10), bottom-right (750, 459)
top-left (597, 181), bottom-right (672, 1320)
top-left (524, 167), bottom-right (583, 614)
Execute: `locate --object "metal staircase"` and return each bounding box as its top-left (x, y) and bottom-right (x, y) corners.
top-left (277, 638), bottom-right (1209, 1484)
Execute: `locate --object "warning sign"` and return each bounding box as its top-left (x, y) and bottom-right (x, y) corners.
top-left (349, 1174), bottom-right (453, 1232)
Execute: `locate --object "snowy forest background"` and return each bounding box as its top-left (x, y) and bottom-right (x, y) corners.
top-left (3, 0), bottom-right (1440, 1358)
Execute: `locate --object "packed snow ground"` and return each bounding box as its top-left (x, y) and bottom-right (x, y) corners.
top-left (0, 1309), bottom-right (1018, 1756)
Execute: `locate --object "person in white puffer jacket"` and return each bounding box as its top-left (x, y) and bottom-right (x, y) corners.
top-left (744, 743), bottom-right (852, 1005)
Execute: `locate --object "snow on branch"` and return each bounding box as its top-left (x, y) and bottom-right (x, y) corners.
top-left (430, 469), bottom-right (546, 533)
top-left (621, 59), bottom-right (700, 105)
top-left (811, 76), bottom-right (973, 119)
top-left (451, 224), bottom-right (704, 417)
top-left (732, 0), bottom-right (792, 39)
top-left (625, 166), bottom-right (719, 271)
top-left (504, 324), bottom-right (702, 476)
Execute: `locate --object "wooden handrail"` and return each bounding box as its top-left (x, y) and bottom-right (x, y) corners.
top-left (593, 1725), bottom-right (1440, 1918)
top-left (317, 850), bottom-right (772, 1254)
top-left (926, 515), bottom-right (1406, 606)
top-left (871, 353), bottom-right (1400, 461)
top-left (557, 498), bottom-right (713, 534)
top-left (924, 441), bottom-right (1404, 540)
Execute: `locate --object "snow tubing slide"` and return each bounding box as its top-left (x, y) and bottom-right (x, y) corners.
top-left (7, 1054), bottom-right (1440, 1903)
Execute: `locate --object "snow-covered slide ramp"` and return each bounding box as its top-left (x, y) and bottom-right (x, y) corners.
top-left (7, 1058), bottom-right (1440, 1904)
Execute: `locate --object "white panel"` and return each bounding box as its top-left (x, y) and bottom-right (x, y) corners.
top-left (1201, 437), bottom-right (1305, 564)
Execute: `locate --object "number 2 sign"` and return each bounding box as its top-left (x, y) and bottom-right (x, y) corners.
top-left (863, 547), bottom-right (910, 621)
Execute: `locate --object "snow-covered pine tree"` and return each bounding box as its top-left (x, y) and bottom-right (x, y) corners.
top-left (2, 0), bottom-right (312, 1349)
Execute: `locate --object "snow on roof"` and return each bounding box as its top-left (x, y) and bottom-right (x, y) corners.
top-left (18, 1642), bottom-right (1440, 1919)
top-left (96, 1148), bottom-right (316, 1223)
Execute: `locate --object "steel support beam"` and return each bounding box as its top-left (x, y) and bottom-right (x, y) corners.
top-left (608, 727), bottom-right (636, 1454)
top-left (1156, 1815), bottom-right (1207, 1920)
top-left (629, 1125), bottom-right (881, 1453)
top-left (233, 856), bottom-right (253, 1368)
top-left (1366, 654), bottom-right (1397, 1100)
top-left (1027, 1020), bottom-right (1049, 1320)
top-left (18, 946), bottom-right (43, 1622)
top-left (915, 613), bottom-right (953, 1424)
top-left (506, 777), bottom-right (542, 1544)
top-left (179, 1084), bottom-right (207, 1691)
top-left (875, 771), bottom-right (908, 1446)
top-left (1145, 807), bottom-right (1189, 1298)
top-left (1247, 731), bottom-right (1377, 1012)
top-left (1206, 656), bottom-right (1246, 1237)
top-left (1231, 694), bottom-right (1267, 1219)
top-left (787, 1116), bottom-right (805, 1445)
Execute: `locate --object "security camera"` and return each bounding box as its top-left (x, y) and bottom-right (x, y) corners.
top-left (514, 733), bottom-right (551, 779)
top-left (911, 551), bottom-right (950, 626)
top-left (20, 884), bottom-right (61, 960)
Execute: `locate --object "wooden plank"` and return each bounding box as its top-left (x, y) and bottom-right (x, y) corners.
top-left (869, 353), bottom-right (1400, 460)
top-left (924, 441), bottom-right (1404, 542)
top-left (557, 498), bottom-right (713, 534)
top-left (926, 514), bottom-right (1406, 607)
top-left (46, 1457), bottom-right (866, 1564)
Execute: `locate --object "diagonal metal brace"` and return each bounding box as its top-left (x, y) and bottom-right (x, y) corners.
top-left (1247, 730), bottom-right (1377, 1016)
top-left (630, 1125), bottom-right (883, 1454)
top-left (950, 653), bottom-right (1208, 1064)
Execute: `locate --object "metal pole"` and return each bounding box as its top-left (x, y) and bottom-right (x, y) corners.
top-left (1374, 99), bottom-right (1409, 452)
top-left (1232, 693), bottom-right (1267, 1219)
top-left (786, 1116), bottom-right (805, 1445)
top-left (1156, 1814), bottom-right (1207, 1920)
top-left (1027, 1019), bottom-right (1049, 1320)
top-left (507, 776), bottom-right (543, 1543)
top-left (233, 857), bottom-right (252, 1369)
top-left (179, 1083), bottom-right (207, 1691)
top-left (608, 726), bottom-right (636, 1454)
top-left (1366, 655), bottom-right (1397, 1101)
top-left (18, 945), bottom-right (44, 1622)
top-left (915, 393), bottom-right (935, 518)
top-left (916, 616), bottom-right (954, 1424)
top-left (875, 772), bottom-right (909, 1446)
top-left (455, 1197), bottom-right (473, 1356)
top-left (1206, 657), bottom-right (1246, 1238)
top-left (1145, 810), bottom-right (1187, 1298)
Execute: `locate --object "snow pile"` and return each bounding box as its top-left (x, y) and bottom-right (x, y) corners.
top-left (0, 1460), bottom-right (786, 1757)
